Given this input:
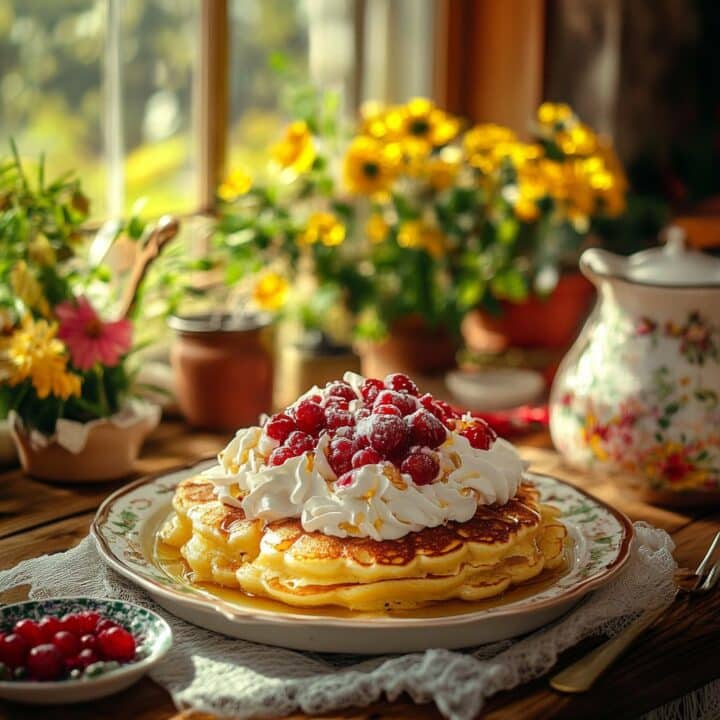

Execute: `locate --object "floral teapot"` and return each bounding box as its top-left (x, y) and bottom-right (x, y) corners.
top-left (550, 228), bottom-right (720, 506)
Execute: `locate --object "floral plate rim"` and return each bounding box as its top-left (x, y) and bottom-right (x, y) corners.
top-left (0, 596), bottom-right (172, 690)
top-left (91, 459), bottom-right (634, 629)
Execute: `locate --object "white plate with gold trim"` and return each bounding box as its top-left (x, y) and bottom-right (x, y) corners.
top-left (91, 461), bottom-right (633, 654)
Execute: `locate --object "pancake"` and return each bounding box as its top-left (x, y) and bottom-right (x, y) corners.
top-left (159, 476), bottom-right (567, 611)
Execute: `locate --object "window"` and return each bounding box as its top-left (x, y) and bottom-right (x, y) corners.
top-left (0, 0), bottom-right (435, 220)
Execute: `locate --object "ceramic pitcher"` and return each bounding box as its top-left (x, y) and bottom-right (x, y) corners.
top-left (550, 229), bottom-right (720, 506)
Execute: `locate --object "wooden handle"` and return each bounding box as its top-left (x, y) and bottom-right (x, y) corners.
top-left (549, 605), bottom-right (667, 693)
top-left (118, 214), bottom-right (180, 320)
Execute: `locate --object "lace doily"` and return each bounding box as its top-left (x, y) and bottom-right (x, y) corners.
top-left (0, 524), bottom-right (677, 720)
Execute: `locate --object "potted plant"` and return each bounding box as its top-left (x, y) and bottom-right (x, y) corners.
top-left (459, 102), bottom-right (627, 356)
top-left (211, 96), bottom-right (627, 381)
top-left (0, 144), bottom-right (174, 482)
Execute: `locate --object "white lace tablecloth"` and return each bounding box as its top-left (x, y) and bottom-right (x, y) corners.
top-left (0, 524), bottom-right (682, 720)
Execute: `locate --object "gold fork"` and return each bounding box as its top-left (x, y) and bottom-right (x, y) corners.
top-left (549, 530), bottom-right (720, 693)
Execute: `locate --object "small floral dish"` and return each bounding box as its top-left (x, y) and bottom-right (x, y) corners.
top-left (0, 597), bottom-right (172, 704)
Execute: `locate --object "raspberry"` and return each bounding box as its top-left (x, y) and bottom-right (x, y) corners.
top-left (384, 372), bottom-right (419, 396)
top-left (327, 437), bottom-right (354, 476)
top-left (77, 648), bottom-right (99, 667)
top-left (76, 611), bottom-right (100, 635)
top-left (461, 421), bottom-right (496, 450)
top-left (325, 396), bottom-right (349, 411)
top-left (401, 450), bottom-right (439, 485)
top-left (52, 631), bottom-right (80, 658)
top-left (38, 616), bottom-right (62, 642)
top-left (265, 413), bottom-right (296, 442)
top-left (406, 409), bottom-right (447, 448)
top-left (97, 627), bottom-right (136, 662)
top-left (364, 414), bottom-right (408, 457)
top-left (325, 381), bottom-right (357, 402)
top-left (360, 378), bottom-right (385, 404)
top-left (13, 619), bottom-right (44, 648)
top-left (351, 448), bottom-right (382, 468)
top-left (333, 425), bottom-right (355, 438)
top-left (27, 644), bottom-right (64, 681)
top-left (94, 619), bottom-right (119, 634)
top-left (0, 633), bottom-right (28, 669)
top-left (352, 433), bottom-right (370, 452)
top-left (285, 431), bottom-right (315, 454)
top-left (355, 407), bottom-right (371, 422)
top-left (79, 634), bottom-right (98, 652)
top-left (59, 613), bottom-right (85, 636)
top-left (293, 399), bottom-right (326, 434)
top-left (372, 404), bottom-right (402, 417)
top-left (326, 408), bottom-right (355, 431)
top-left (268, 446), bottom-right (295, 467)
top-left (374, 390), bottom-right (417, 416)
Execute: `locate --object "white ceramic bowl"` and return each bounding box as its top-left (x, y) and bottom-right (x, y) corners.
top-left (446, 368), bottom-right (545, 410)
top-left (0, 597), bottom-right (172, 704)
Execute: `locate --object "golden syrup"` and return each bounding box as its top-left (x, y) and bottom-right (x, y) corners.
top-left (152, 515), bottom-right (571, 621)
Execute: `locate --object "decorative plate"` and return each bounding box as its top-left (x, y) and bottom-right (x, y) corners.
top-left (0, 597), bottom-right (172, 704)
top-left (91, 462), bottom-right (633, 654)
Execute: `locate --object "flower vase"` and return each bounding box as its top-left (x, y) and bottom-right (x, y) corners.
top-left (11, 401), bottom-right (160, 483)
top-left (356, 315), bottom-right (459, 379)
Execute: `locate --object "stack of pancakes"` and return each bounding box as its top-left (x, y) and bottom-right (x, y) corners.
top-left (159, 476), bottom-right (567, 611)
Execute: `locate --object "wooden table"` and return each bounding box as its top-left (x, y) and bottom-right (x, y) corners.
top-left (1, 421), bottom-right (719, 720)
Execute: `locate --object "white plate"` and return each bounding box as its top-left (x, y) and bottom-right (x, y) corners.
top-left (446, 369), bottom-right (545, 410)
top-left (0, 597), bottom-right (172, 704)
top-left (91, 462), bottom-right (632, 654)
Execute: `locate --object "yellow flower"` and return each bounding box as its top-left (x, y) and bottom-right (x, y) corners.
top-left (343, 136), bottom-right (401, 196)
top-left (556, 122), bottom-right (598, 156)
top-left (366, 214), bottom-right (389, 244)
top-left (537, 102), bottom-right (573, 128)
top-left (298, 211), bottom-right (346, 247)
top-left (2, 316), bottom-right (81, 400)
top-left (270, 121), bottom-right (316, 174)
top-left (464, 124), bottom-right (518, 173)
top-left (400, 97), bottom-right (460, 148)
top-left (397, 221), bottom-right (445, 258)
top-left (10, 261), bottom-right (50, 317)
top-left (424, 153), bottom-right (461, 190)
top-left (252, 272), bottom-right (288, 311)
top-left (217, 168), bottom-right (252, 201)
top-left (28, 234), bottom-right (56, 266)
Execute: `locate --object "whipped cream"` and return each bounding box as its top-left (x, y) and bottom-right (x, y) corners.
top-left (202, 372), bottom-right (526, 540)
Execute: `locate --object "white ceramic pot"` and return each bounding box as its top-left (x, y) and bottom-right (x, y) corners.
top-left (11, 401), bottom-right (161, 483)
top-left (550, 228), bottom-right (720, 506)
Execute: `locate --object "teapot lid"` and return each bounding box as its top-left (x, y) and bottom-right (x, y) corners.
top-left (583, 227), bottom-right (720, 287)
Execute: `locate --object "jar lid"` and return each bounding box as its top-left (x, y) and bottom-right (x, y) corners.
top-left (168, 312), bottom-right (272, 333)
top-left (624, 227), bottom-right (720, 285)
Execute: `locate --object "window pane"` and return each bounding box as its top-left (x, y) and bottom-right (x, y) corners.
top-left (0, 0), bottom-right (108, 218)
top-left (120, 0), bottom-right (197, 217)
top-left (0, 0), bottom-right (198, 220)
top-left (228, 0), bottom-right (310, 172)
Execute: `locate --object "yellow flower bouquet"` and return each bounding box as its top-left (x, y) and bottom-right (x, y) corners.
top-left (214, 94), bottom-right (627, 344)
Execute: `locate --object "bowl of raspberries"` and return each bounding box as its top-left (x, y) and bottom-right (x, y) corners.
top-left (0, 597), bottom-right (172, 704)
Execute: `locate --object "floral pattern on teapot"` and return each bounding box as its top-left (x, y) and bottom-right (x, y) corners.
top-left (551, 305), bottom-right (720, 493)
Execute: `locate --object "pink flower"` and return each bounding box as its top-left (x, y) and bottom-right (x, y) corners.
top-left (56, 297), bottom-right (132, 371)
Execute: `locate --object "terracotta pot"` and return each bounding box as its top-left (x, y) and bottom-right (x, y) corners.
top-left (11, 404), bottom-right (160, 483)
top-left (169, 313), bottom-right (274, 432)
top-left (462, 273), bottom-right (595, 352)
top-left (277, 337), bottom-right (361, 409)
top-left (356, 316), bottom-right (459, 379)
